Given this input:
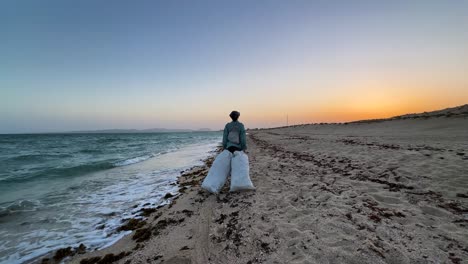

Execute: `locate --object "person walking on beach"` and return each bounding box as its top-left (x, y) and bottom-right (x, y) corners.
top-left (223, 111), bottom-right (247, 153)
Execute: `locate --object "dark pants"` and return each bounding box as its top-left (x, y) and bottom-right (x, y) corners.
top-left (227, 146), bottom-right (241, 153)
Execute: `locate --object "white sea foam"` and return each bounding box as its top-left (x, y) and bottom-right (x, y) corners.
top-left (0, 199), bottom-right (42, 217)
top-left (113, 146), bottom-right (181, 167)
top-left (114, 154), bottom-right (155, 166)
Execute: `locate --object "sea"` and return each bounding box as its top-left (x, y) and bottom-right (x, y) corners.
top-left (0, 132), bottom-right (222, 264)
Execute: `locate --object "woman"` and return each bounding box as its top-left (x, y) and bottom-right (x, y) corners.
top-left (222, 111), bottom-right (247, 153)
top-left (201, 110), bottom-right (252, 194)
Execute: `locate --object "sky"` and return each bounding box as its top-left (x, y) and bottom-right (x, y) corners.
top-left (1, 0), bottom-right (467, 133)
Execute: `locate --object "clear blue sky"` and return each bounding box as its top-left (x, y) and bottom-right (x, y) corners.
top-left (1, 0), bottom-right (467, 133)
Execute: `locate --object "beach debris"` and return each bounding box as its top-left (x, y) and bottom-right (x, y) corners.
top-left (79, 251), bottom-right (130, 264)
top-left (368, 241), bottom-right (386, 259)
top-left (407, 190), bottom-right (468, 215)
top-left (181, 209), bottom-right (194, 217)
top-left (194, 197), bottom-right (205, 203)
top-left (139, 207), bottom-right (161, 217)
top-left (260, 241), bottom-right (271, 253)
top-left (363, 199), bottom-right (406, 223)
top-left (180, 179), bottom-right (202, 187)
top-left (211, 210), bottom-right (244, 252)
top-left (448, 252), bottom-right (462, 264)
top-left (439, 201), bottom-right (468, 214)
top-left (216, 194), bottom-right (230, 203)
top-left (215, 213), bottom-right (227, 224)
top-left (369, 214), bottom-right (382, 223)
top-left (79, 256), bottom-right (101, 264)
top-left (163, 193), bottom-right (174, 199)
top-left (150, 217), bottom-right (186, 238)
top-left (76, 244), bottom-right (87, 254)
top-left (179, 246), bottom-right (190, 251)
top-left (50, 244), bottom-right (88, 262)
top-left (118, 218), bottom-right (146, 231)
top-left (132, 227), bottom-right (152, 242)
top-left (225, 212), bottom-right (243, 248)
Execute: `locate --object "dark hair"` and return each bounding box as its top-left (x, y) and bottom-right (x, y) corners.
top-left (229, 111), bottom-right (240, 121)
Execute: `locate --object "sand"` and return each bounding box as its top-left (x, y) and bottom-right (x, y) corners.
top-left (64, 112), bottom-right (468, 264)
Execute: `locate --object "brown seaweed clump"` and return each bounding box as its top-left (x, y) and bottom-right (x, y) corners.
top-left (79, 251), bottom-right (131, 264)
top-left (118, 218), bottom-right (146, 231)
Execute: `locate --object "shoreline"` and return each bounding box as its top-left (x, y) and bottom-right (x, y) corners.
top-left (40, 115), bottom-right (468, 264)
top-left (34, 146), bottom-right (221, 264)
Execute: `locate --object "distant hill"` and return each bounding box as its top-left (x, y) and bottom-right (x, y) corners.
top-left (263, 104), bottom-right (468, 130)
top-left (392, 104), bottom-right (468, 119)
top-left (65, 128), bottom-right (212, 134)
top-left (348, 104), bottom-right (468, 124)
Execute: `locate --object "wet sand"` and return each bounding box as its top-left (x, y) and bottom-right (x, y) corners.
top-left (64, 108), bottom-right (468, 264)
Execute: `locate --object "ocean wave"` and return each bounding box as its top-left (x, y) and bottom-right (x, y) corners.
top-left (79, 149), bottom-right (103, 154)
top-left (114, 154), bottom-right (155, 166)
top-left (0, 162), bottom-right (116, 184)
top-left (2, 152), bottom-right (167, 184)
top-left (0, 199), bottom-right (41, 218)
top-left (39, 162), bottom-right (117, 178)
top-left (6, 153), bottom-right (72, 162)
top-left (96, 138), bottom-right (120, 143)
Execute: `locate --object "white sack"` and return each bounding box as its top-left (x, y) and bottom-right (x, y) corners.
top-left (201, 150), bottom-right (232, 194)
top-left (230, 151), bottom-right (255, 192)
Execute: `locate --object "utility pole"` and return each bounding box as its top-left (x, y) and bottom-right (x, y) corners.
top-left (286, 114), bottom-right (289, 126)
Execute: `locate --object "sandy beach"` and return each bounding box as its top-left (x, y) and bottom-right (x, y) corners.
top-left (4, 2), bottom-right (468, 263)
top-left (61, 106), bottom-right (468, 264)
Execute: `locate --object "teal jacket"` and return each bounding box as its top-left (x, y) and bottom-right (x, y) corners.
top-left (222, 121), bottom-right (247, 150)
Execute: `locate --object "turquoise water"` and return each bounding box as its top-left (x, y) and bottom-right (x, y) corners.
top-left (0, 132), bottom-right (221, 264)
